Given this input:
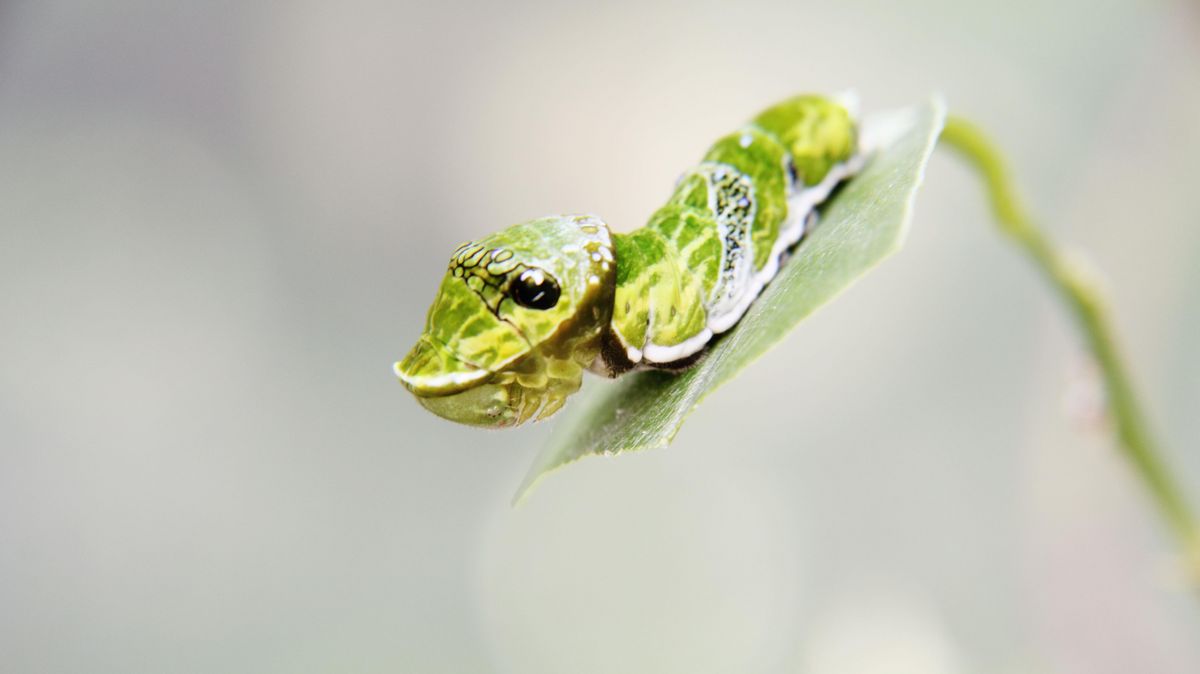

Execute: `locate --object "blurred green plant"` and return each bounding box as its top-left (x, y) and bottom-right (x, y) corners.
top-left (939, 118), bottom-right (1200, 583)
top-left (516, 99), bottom-right (1200, 585)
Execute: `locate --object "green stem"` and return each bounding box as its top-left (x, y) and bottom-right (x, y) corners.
top-left (939, 116), bottom-right (1200, 581)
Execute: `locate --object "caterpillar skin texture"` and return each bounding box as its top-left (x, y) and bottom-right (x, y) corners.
top-left (395, 94), bottom-right (862, 427)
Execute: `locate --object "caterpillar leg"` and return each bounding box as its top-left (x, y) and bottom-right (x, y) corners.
top-left (777, 210), bottom-right (820, 268)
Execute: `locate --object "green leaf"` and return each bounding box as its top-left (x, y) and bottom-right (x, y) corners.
top-left (516, 97), bottom-right (947, 502)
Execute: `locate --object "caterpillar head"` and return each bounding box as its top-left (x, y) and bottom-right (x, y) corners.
top-left (395, 215), bottom-right (616, 427)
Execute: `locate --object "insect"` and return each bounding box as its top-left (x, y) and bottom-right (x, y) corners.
top-left (395, 94), bottom-right (864, 427)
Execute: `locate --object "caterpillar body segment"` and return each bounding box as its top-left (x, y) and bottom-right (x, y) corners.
top-left (396, 94), bottom-right (863, 427)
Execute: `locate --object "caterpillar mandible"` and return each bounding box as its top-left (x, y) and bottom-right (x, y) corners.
top-left (395, 94), bottom-right (864, 427)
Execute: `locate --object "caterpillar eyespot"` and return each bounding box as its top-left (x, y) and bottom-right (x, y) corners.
top-left (512, 269), bottom-right (560, 310)
top-left (395, 93), bottom-right (864, 427)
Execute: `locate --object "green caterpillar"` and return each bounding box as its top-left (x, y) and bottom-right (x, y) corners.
top-left (395, 94), bottom-right (863, 427)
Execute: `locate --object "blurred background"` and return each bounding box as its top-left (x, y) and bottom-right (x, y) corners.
top-left (2, 1), bottom-right (1199, 672)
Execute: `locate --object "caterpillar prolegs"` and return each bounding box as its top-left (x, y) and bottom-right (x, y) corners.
top-left (395, 94), bottom-right (863, 427)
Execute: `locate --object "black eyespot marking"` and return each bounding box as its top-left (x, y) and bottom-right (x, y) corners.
top-left (512, 269), bottom-right (560, 310)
